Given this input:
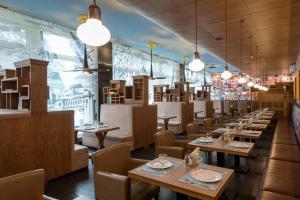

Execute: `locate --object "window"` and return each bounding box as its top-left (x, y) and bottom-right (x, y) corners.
top-left (113, 43), bottom-right (180, 103)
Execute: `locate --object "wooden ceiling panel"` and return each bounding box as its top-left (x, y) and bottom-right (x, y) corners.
top-left (117, 0), bottom-right (300, 74)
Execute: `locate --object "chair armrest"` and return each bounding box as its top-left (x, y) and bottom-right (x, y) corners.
top-left (157, 146), bottom-right (185, 159)
top-left (129, 158), bottom-right (148, 170)
top-left (94, 171), bottom-right (130, 200)
top-left (174, 140), bottom-right (191, 148)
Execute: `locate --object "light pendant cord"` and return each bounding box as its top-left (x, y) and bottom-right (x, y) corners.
top-left (249, 36), bottom-right (252, 77)
top-left (225, 0), bottom-right (228, 67)
top-left (195, 0), bottom-right (198, 52)
top-left (256, 46), bottom-right (258, 78)
top-left (240, 19), bottom-right (244, 73)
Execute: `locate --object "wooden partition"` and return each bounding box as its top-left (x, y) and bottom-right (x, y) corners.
top-left (0, 110), bottom-right (74, 181)
top-left (181, 102), bottom-right (194, 131)
top-left (132, 105), bottom-right (157, 148)
top-left (258, 90), bottom-right (293, 118)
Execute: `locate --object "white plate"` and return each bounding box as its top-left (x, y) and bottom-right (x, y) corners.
top-left (197, 137), bottom-right (213, 143)
top-left (146, 160), bottom-right (173, 169)
top-left (84, 127), bottom-right (95, 130)
top-left (191, 169), bottom-right (222, 183)
top-left (99, 124), bottom-right (109, 128)
top-left (229, 142), bottom-right (250, 149)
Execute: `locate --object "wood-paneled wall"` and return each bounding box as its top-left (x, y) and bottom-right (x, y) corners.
top-left (258, 92), bottom-right (293, 118)
top-left (0, 110), bottom-right (73, 181)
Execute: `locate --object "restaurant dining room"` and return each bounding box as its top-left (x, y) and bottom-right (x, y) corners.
top-left (1, 0), bottom-right (300, 199)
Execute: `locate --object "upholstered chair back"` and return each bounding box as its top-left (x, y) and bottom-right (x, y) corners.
top-left (0, 169), bottom-right (44, 200)
top-left (93, 143), bottom-right (131, 176)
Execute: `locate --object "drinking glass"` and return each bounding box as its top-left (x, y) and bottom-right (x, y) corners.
top-left (158, 153), bottom-right (168, 175)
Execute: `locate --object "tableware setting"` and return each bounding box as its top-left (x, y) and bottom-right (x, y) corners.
top-left (197, 137), bottom-right (214, 143)
top-left (98, 124), bottom-right (109, 128)
top-left (179, 168), bottom-right (225, 190)
top-left (84, 126), bottom-right (96, 130)
top-left (146, 159), bottom-right (173, 170)
top-left (139, 154), bottom-right (180, 176)
top-left (184, 147), bottom-right (203, 168)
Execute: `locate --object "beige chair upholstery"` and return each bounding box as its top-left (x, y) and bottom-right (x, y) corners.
top-left (0, 169), bottom-right (56, 200)
top-left (72, 144), bottom-right (89, 172)
top-left (186, 122), bottom-right (207, 140)
top-left (154, 130), bottom-right (190, 159)
top-left (92, 144), bottom-right (159, 200)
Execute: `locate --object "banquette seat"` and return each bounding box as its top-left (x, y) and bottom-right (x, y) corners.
top-left (82, 104), bottom-right (133, 149)
top-left (155, 102), bottom-right (193, 134)
top-left (258, 119), bottom-right (300, 200)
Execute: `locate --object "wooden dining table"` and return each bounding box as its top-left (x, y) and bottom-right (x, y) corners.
top-left (129, 157), bottom-right (234, 200)
top-left (226, 122), bottom-right (268, 131)
top-left (75, 125), bottom-right (119, 149)
top-left (194, 111), bottom-right (203, 120)
top-left (158, 115), bottom-right (177, 130)
top-left (188, 138), bottom-right (254, 173)
top-left (212, 128), bottom-right (263, 140)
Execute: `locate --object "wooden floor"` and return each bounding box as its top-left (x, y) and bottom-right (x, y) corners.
top-left (45, 124), bottom-right (276, 200)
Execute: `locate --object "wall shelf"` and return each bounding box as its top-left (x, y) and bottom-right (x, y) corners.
top-left (0, 59), bottom-right (49, 112)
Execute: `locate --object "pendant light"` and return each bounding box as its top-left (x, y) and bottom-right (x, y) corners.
top-left (221, 0), bottom-right (232, 80)
top-left (189, 0), bottom-right (205, 72)
top-left (238, 19), bottom-right (247, 84)
top-left (76, 0), bottom-right (111, 47)
top-left (247, 35), bottom-right (254, 87)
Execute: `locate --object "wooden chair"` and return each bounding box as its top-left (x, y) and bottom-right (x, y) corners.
top-left (154, 130), bottom-right (190, 159)
top-left (186, 122), bottom-right (207, 140)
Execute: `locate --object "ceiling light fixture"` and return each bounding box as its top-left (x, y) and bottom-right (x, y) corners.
top-left (76, 0), bottom-right (111, 47)
top-left (238, 19), bottom-right (247, 84)
top-left (221, 0), bottom-right (232, 80)
top-left (189, 0), bottom-right (205, 72)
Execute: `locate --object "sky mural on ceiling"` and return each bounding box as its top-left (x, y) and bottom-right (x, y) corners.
top-left (0, 0), bottom-right (238, 72)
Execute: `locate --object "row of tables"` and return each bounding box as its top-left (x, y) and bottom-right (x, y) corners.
top-left (129, 110), bottom-right (275, 199)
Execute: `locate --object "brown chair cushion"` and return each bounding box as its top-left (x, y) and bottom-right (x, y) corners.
top-left (270, 144), bottom-right (300, 163)
top-left (273, 134), bottom-right (298, 145)
top-left (259, 191), bottom-right (300, 200)
top-left (262, 159), bottom-right (300, 197)
top-left (131, 180), bottom-right (159, 200)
